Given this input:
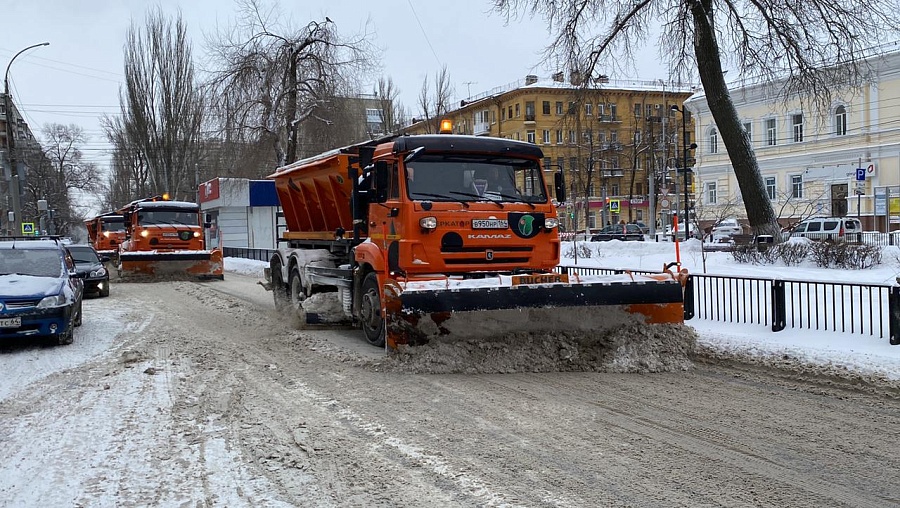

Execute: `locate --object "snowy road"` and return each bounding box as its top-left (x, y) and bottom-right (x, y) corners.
top-left (1, 274), bottom-right (899, 507)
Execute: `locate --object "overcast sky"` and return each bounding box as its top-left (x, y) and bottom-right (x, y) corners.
top-left (2, 1), bottom-right (669, 181)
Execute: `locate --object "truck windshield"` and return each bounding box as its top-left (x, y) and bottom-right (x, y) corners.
top-left (137, 209), bottom-right (200, 226)
top-left (101, 220), bottom-right (126, 232)
top-left (405, 155), bottom-right (547, 203)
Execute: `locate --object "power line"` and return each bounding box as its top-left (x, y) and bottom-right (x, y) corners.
top-left (405, 0), bottom-right (442, 67)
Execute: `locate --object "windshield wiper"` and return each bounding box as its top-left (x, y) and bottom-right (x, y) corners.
top-left (448, 191), bottom-right (505, 208)
top-left (410, 192), bottom-right (469, 208)
top-left (495, 192), bottom-right (536, 209)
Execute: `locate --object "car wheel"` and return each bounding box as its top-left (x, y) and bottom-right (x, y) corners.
top-left (57, 327), bottom-right (74, 346)
top-left (99, 281), bottom-right (110, 298)
top-left (74, 301), bottom-right (83, 327)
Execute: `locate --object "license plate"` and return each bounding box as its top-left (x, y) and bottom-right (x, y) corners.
top-left (511, 274), bottom-right (569, 286)
top-left (163, 232), bottom-right (178, 237)
top-left (0, 317), bottom-right (22, 328)
top-left (472, 219), bottom-right (508, 229)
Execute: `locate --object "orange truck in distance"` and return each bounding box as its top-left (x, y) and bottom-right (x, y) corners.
top-left (115, 195), bottom-right (224, 280)
top-left (265, 131), bottom-right (685, 349)
top-left (84, 213), bottom-right (126, 261)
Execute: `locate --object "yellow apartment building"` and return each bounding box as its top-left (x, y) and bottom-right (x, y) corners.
top-left (686, 50), bottom-right (900, 231)
top-left (403, 74), bottom-right (695, 233)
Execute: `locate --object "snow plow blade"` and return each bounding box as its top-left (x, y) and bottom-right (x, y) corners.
top-left (383, 274), bottom-right (685, 349)
top-left (118, 249), bottom-right (224, 281)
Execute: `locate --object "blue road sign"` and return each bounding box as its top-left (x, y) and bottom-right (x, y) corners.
top-left (857, 168), bottom-right (866, 181)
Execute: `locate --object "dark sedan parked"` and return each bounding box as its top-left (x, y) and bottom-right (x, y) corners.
top-left (591, 223), bottom-right (645, 242)
top-left (67, 244), bottom-right (110, 297)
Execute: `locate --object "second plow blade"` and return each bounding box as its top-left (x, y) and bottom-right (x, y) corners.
top-left (383, 277), bottom-right (685, 349)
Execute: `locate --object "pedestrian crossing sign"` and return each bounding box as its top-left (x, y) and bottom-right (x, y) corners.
top-left (21, 222), bottom-right (35, 235)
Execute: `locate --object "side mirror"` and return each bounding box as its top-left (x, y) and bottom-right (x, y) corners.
top-left (123, 211), bottom-right (132, 224)
top-left (373, 160), bottom-right (389, 203)
top-left (554, 172), bottom-right (567, 203)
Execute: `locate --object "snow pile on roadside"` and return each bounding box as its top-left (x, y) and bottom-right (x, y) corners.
top-left (377, 323), bottom-right (697, 374)
top-left (224, 257), bottom-right (267, 277)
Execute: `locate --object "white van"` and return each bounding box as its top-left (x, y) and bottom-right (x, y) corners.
top-left (790, 217), bottom-right (862, 241)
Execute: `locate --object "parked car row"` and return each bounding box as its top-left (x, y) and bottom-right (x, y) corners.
top-left (1, 237), bottom-right (111, 346)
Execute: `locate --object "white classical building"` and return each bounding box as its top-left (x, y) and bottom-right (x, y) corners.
top-left (685, 50), bottom-right (900, 231)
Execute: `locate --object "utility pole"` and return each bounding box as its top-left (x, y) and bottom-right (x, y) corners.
top-left (4, 42), bottom-right (50, 236)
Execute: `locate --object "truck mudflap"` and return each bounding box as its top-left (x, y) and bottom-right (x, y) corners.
top-left (118, 249), bottom-right (224, 280)
top-left (382, 272), bottom-right (686, 349)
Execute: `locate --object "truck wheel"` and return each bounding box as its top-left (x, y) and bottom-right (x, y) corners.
top-left (289, 268), bottom-right (306, 311)
top-left (360, 272), bottom-right (385, 347)
top-left (271, 260), bottom-right (289, 311)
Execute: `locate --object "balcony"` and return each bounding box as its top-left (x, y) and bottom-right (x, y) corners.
top-left (524, 113), bottom-right (536, 123)
top-left (600, 170), bottom-right (625, 178)
top-left (597, 114), bottom-right (620, 123)
top-left (473, 121), bottom-right (491, 136)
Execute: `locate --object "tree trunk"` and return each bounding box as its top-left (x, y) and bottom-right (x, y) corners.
top-left (690, 0), bottom-right (782, 239)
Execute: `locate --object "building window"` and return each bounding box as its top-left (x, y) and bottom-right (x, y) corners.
top-left (835, 105), bottom-right (847, 136)
top-left (515, 131), bottom-right (521, 141)
top-left (610, 131), bottom-right (618, 143)
top-left (543, 157), bottom-right (551, 170)
top-left (743, 121), bottom-right (752, 144)
top-left (792, 113), bottom-right (803, 142)
top-left (791, 175), bottom-right (803, 198)
top-left (557, 157), bottom-right (565, 171)
top-left (611, 184), bottom-right (620, 196)
top-left (646, 104), bottom-right (653, 117)
top-left (765, 176), bottom-right (776, 200)
top-left (556, 130), bottom-right (563, 144)
top-left (556, 101), bottom-right (564, 115)
top-left (585, 103), bottom-right (593, 116)
top-left (598, 132), bottom-right (606, 144)
top-left (598, 104), bottom-right (605, 116)
top-left (634, 103), bottom-right (642, 117)
top-left (501, 108), bottom-right (506, 121)
top-left (609, 104), bottom-right (617, 120)
top-left (568, 102), bottom-right (577, 114)
top-left (526, 130), bottom-right (536, 143)
top-left (709, 128), bottom-right (719, 154)
top-left (542, 101), bottom-right (551, 115)
top-left (490, 110), bottom-right (496, 123)
top-left (515, 103), bottom-right (521, 117)
top-left (706, 182), bottom-right (717, 204)
top-left (570, 157), bottom-right (578, 172)
top-left (634, 130), bottom-right (642, 144)
top-left (568, 130), bottom-right (576, 144)
top-left (766, 118), bottom-right (777, 146)
top-left (508, 106), bottom-right (512, 119)
top-left (636, 183), bottom-right (643, 194)
top-left (542, 129), bottom-right (550, 144)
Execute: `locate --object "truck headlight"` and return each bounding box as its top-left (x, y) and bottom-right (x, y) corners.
top-left (419, 216), bottom-right (437, 229)
top-left (544, 217), bottom-right (559, 229)
top-left (37, 295), bottom-right (67, 308)
top-left (140, 230), bottom-right (149, 238)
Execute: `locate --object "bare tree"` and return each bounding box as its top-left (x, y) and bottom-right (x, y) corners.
top-left (493, 0), bottom-right (897, 239)
top-left (114, 7), bottom-right (204, 202)
top-left (373, 76), bottom-right (404, 136)
top-left (20, 124), bottom-right (101, 235)
top-left (416, 66), bottom-right (454, 133)
top-left (205, 0), bottom-right (374, 166)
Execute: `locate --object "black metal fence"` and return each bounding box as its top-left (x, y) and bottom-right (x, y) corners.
top-left (222, 247), bottom-right (275, 263)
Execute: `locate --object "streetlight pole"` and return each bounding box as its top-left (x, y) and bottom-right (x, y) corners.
top-left (4, 42), bottom-right (49, 236)
top-left (671, 104), bottom-right (697, 240)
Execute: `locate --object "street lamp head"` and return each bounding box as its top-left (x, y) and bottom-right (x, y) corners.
top-left (689, 142), bottom-right (698, 150)
top-left (670, 104), bottom-right (680, 112)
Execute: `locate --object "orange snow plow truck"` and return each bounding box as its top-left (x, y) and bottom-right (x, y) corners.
top-left (85, 212), bottom-right (127, 261)
top-left (265, 132), bottom-right (686, 349)
top-left (115, 196), bottom-right (224, 280)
